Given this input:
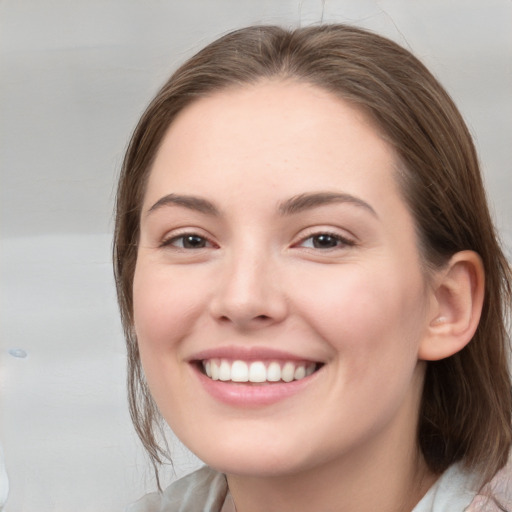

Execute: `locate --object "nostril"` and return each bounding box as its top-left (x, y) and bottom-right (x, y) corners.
top-left (218, 313), bottom-right (272, 327)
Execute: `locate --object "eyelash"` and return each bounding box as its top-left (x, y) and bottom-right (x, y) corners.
top-left (160, 232), bottom-right (215, 250)
top-left (160, 230), bottom-right (355, 251)
top-left (295, 231), bottom-right (356, 250)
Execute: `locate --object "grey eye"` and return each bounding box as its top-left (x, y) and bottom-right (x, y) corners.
top-left (300, 233), bottom-right (348, 249)
top-left (177, 234), bottom-right (208, 249)
top-left (163, 233), bottom-right (211, 249)
top-left (310, 234), bottom-right (340, 248)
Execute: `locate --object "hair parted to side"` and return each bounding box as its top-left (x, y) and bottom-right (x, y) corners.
top-left (114, 24), bottom-right (512, 485)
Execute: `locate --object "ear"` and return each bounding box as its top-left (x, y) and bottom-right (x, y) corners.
top-left (418, 250), bottom-right (485, 361)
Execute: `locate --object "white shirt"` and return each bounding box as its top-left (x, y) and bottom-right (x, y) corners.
top-left (127, 461), bottom-right (512, 512)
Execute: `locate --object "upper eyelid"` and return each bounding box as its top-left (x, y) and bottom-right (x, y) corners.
top-left (160, 229), bottom-right (215, 247)
top-left (294, 226), bottom-right (357, 243)
top-left (295, 233), bottom-right (355, 248)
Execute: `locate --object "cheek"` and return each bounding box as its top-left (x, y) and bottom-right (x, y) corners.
top-left (132, 262), bottom-right (208, 355)
top-left (131, 262), bottom-right (213, 417)
top-left (291, 261), bottom-right (427, 362)
top-left (300, 263), bottom-right (428, 427)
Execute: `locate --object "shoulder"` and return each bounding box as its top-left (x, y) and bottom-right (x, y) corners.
top-left (413, 463), bottom-right (478, 512)
top-left (126, 466), bottom-right (228, 512)
top-left (414, 456), bottom-right (512, 512)
top-left (467, 455), bottom-right (512, 512)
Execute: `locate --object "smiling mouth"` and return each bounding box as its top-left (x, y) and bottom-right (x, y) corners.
top-left (198, 359), bottom-right (322, 384)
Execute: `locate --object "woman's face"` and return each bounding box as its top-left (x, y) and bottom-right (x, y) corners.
top-left (133, 82), bottom-right (435, 477)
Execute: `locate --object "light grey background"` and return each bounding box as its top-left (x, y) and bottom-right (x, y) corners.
top-left (1, 1), bottom-right (511, 510)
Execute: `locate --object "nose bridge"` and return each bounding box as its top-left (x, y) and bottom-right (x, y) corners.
top-left (211, 235), bottom-right (286, 327)
top-left (230, 241), bottom-right (268, 299)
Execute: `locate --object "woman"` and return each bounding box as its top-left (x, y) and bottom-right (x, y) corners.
top-left (115, 25), bottom-right (512, 511)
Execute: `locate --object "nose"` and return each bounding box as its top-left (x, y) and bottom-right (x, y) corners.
top-left (208, 247), bottom-right (288, 330)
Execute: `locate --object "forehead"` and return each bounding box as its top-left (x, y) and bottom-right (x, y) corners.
top-left (144, 80), bottom-right (401, 211)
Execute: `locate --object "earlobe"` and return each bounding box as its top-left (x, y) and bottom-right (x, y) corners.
top-left (418, 251), bottom-right (485, 361)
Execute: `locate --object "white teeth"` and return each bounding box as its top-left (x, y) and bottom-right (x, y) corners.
top-left (204, 360), bottom-right (212, 378)
top-left (248, 361), bottom-right (266, 382)
top-left (219, 360), bottom-right (231, 381)
top-left (294, 365), bottom-right (306, 380)
top-left (281, 362), bottom-right (295, 382)
top-left (231, 360), bottom-right (249, 382)
top-left (210, 360), bottom-right (219, 380)
top-left (267, 361), bottom-right (281, 382)
top-left (203, 359), bottom-right (317, 383)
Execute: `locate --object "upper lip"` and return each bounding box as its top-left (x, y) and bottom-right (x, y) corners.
top-left (188, 346), bottom-right (322, 363)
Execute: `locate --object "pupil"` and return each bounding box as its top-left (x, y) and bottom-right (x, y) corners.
top-left (184, 235), bottom-right (205, 248)
top-left (313, 234), bottom-right (337, 248)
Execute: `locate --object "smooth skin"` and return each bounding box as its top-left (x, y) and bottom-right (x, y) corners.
top-left (133, 81), bottom-right (484, 512)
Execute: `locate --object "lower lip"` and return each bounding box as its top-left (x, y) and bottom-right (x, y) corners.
top-left (192, 364), bottom-right (320, 407)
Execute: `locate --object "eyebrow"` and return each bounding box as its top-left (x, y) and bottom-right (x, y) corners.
top-left (147, 194), bottom-right (220, 216)
top-left (146, 191), bottom-right (377, 218)
top-left (278, 192), bottom-right (378, 217)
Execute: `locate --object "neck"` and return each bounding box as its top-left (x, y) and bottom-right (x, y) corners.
top-left (227, 443), bottom-right (436, 512)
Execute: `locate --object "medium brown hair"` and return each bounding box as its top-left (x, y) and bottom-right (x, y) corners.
top-left (114, 24), bottom-right (512, 484)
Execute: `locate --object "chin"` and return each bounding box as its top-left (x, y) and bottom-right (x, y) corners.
top-left (188, 436), bottom-right (321, 478)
